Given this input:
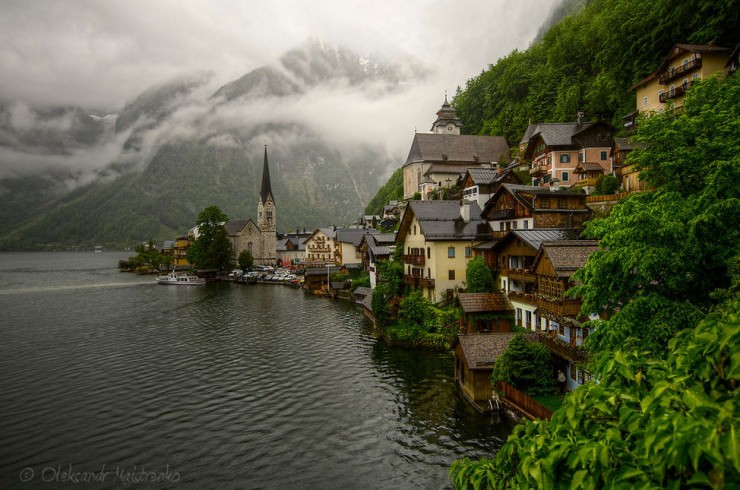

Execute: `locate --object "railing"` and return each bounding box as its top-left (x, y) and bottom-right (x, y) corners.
top-left (537, 296), bottom-right (582, 316)
top-left (536, 332), bottom-right (588, 362)
top-left (496, 381), bottom-right (553, 420)
top-left (659, 82), bottom-right (693, 102)
top-left (659, 58), bottom-right (701, 84)
top-left (403, 254), bottom-right (425, 265)
top-left (586, 190), bottom-right (642, 203)
top-left (487, 208), bottom-right (514, 220)
top-left (530, 164), bottom-right (550, 176)
top-left (507, 269), bottom-right (536, 283)
top-left (403, 275), bottom-right (435, 289)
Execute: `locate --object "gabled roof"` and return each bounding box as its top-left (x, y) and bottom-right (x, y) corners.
top-left (574, 162), bottom-right (605, 174)
top-left (483, 183), bottom-right (586, 216)
top-left (462, 161), bottom-right (522, 187)
top-left (224, 219), bottom-right (258, 236)
top-left (276, 237), bottom-right (305, 252)
top-left (524, 120), bottom-right (615, 151)
top-left (492, 229), bottom-right (582, 253)
top-left (303, 227), bottom-right (337, 244)
top-left (403, 133), bottom-right (510, 167)
top-left (656, 43), bottom-right (730, 74)
top-left (398, 200), bottom-right (489, 242)
top-left (457, 333), bottom-right (527, 369)
top-left (335, 229), bottom-right (377, 247)
top-left (458, 292), bottom-right (513, 314)
top-left (534, 240), bottom-right (600, 278)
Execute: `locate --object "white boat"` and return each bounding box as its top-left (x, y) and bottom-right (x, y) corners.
top-left (156, 270), bottom-right (206, 286)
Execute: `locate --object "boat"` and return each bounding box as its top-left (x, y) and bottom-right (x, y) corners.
top-left (156, 269), bottom-right (206, 286)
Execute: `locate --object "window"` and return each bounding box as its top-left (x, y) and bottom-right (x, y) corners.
top-left (448, 270), bottom-right (455, 280)
top-left (427, 247), bottom-right (430, 259)
top-left (499, 222), bottom-right (504, 231)
top-left (448, 246), bottom-right (455, 258)
top-left (523, 220), bottom-right (529, 229)
top-left (570, 364), bottom-right (577, 380)
top-left (465, 246), bottom-right (471, 258)
top-left (540, 198), bottom-right (550, 209)
top-left (642, 96), bottom-right (648, 107)
top-left (600, 151), bottom-right (607, 161)
top-left (512, 221), bottom-right (518, 230)
top-left (561, 171), bottom-right (569, 182)
top-left (525, 311), bottom-right (532, 329)
top-left (413, 225), bottom-right (416, 235)
top-left (559, 154), bottom-right (570, 163)
top-left (516, 308), bottom-right (522, 326)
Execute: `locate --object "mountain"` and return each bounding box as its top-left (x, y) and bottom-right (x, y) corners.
top-left (0, 40), bottom-right (429, 250)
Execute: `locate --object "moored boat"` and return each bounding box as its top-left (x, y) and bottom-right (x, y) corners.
top-left (156, 270), bottom-right (205, 286)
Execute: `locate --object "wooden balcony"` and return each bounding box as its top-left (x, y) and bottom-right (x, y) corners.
top-left (659, 58), bottom-right (701, 84)
top-left (507, 269), bottom-right (536, 283)
top-left (507, 292), bottom-right (582, 316)
top-left (530, 164), bottom-right (549, 177)
top-left (403, 275), bottom-right (435, 289)
top-left (660, 82), bottom-right (693, 102)
top-left (536, 332), bottom-right (588, 362)
top-left (403, 254), bottom-right (425, 265)
top-left (487, 208), bottom-right (514, 220)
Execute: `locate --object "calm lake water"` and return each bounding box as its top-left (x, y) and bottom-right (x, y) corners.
top-left (0, 252), bottom-right (513, 489)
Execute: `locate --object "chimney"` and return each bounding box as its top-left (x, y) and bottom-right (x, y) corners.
top-left (577, 111), bottom-right (584, 127)
top-left (460, 200), bottom-right (471, 223)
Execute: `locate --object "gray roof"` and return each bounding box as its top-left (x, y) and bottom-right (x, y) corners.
top-left (457, 333), bottom-right (522, 369)
top-left (536, 240), bottom-right (600, 277)
top-left (336, 229), bottom-right (377, 247)
top-left (493, 229), bottom-right (582, 253)
top-left (401, 200), bottom-right (488, 241)
top-left (404, 133), bottom-right (510, 167)
top-left (465, 167), bottom-right (500, 185)
top-left (224, 219), bottom-right (254, 235)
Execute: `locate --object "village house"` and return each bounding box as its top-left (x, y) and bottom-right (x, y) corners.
top-left (528, 240), bottom-right (600, 391)
top-left (624, 43), bottom-right (732, 129)
top-left (457, 291), bottom-right (514, 334)
top-left (455, 332), bottom-right (524, 412)
top-left (523, 116), bottom-right (616, 190)
top-left (358, 232), bottom-right (396, 288)
top-left (303, 227), bottom-right (338, 268)
top-left (225, 146), bottom-right (278, 267)
top-left (276, 231), bottom-right (310, 269)
top-left (482, 183), bottom-right (591, 240)
top-left (335, 229), bottom-right (377, 268)
top-left (402, 97), bottom-right (510, 199)
top-left (396, 200), bottom-right (491, 304)
top-left (459, 162), bottom-right (523, 210)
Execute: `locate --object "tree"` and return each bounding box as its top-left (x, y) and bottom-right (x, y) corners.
top-left (450, 71), bottom-right (740, 490)
top-left (238, 249), bottom-right (254, 271)
top-left (399, 290), bottom-right (431, 332)
top-left (465, 256), bottom-right (494, 293)
top-left (187, 205), bottom-right (233, 270)
top-left (491, 334), bottom-right (554, 396)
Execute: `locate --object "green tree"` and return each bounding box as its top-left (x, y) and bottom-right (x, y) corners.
top-left (187, 205), bottom-right (233, 270)
top-left (450, 69), bottom-right (740, 490)
top-left (465, 256), bottom-right (494, 293)
top-left (238, 249), bottom-right (254, 271)
top-left (399, 289), bottom-right (431, 332)
top-left (491, 334), bottom-right (554, 396)
top-left (595, 174), bottom-right (619, 195)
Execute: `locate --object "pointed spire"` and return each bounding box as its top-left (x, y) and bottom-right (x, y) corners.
top-left (260, 144), bottom-right (273, 203)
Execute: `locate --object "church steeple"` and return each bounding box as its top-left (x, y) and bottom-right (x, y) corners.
top-left (260, 144), bottom-right (273, 204)
top-left (431, 92), bottom-right (462, 135)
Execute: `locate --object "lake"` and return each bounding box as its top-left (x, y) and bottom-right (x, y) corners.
top-left (0, 252), bottom-right (513, 489)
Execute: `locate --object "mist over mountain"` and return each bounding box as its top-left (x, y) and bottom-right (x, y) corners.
top-left (0, 39), bottom-right (431, 250)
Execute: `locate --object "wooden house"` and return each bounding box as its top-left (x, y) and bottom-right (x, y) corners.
top-left (457, 292), bottom-right (514, 334)
top-left (455, 333), bottom-right (520, 411)
top-left (482, 184), bottom-right (591, 240)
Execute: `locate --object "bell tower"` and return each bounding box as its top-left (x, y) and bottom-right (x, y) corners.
top-left (430, 92), bottom-right (462, 135)
top-left (257, 145), bottom-right (277, 265)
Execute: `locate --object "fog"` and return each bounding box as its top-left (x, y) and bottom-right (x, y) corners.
top-left (0, 0), bottom-right (560, 181)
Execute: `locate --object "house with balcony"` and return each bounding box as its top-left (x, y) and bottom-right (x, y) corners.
top-left (624, 43), bottom-right (732, 129)
top-left (459, 162), bottom-right (523, 210)
top-left (396, 200), bottom-right (491, 304)
top-left (482, 184), bottom-right (591, 240)
top-left (303, 227), bottom-right (338, 268)
top-left (529, 240), bottom-right (599, 391)
top-left (358, 232), bottom-right (397, 288)
top-left (522, 115), bottom-right (615, 189)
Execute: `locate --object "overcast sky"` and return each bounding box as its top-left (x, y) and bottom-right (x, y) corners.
top-left (1, 0), bottom-right (558, 112)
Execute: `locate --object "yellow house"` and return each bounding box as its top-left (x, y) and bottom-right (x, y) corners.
top-left (396, 200), bottom-right (491, 304)
top-left (626, 43), bottom-right (731, 128)
top-left (173, 234), bottom-right (192, 267)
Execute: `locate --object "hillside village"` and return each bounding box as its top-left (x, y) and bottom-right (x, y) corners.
top-left (151, 42), bottom-right (739, 416)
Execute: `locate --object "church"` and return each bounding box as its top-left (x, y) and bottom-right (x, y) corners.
top-left (225, 146), bottom-right (278, 267)
top-left (402, 96), bottom-right (510, 199)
